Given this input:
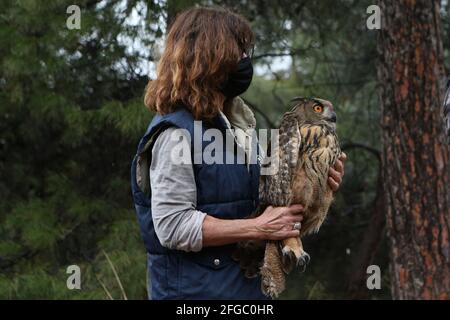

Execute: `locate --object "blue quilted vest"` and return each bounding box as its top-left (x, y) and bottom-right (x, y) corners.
top-left (130, 107), bottom-right (267, 299)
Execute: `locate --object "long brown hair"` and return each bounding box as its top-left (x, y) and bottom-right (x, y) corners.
top-left (144, 7), bottom-right (254, 120)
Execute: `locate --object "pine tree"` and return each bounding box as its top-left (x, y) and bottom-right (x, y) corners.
top-left (378, 0), bottom-right (450, 299)
top-left (0, 0), bottom-right (163, 299)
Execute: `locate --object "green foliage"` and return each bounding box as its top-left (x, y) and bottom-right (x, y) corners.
top-left (0, 0), bottom-right (155, 299)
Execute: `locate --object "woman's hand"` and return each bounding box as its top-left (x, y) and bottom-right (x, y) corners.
top-left (252, 205), bottom-right (304, 240)
top-left (328, 152), bottom-right (347, 192)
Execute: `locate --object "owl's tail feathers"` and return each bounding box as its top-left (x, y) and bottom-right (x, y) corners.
top-left (232, 240), bottom-right (266, 278)
top-left (261, 241), bottom-right (286, 298)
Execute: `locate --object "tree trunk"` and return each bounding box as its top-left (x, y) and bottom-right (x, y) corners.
top-left (377, 0), bottom-right (450, 299)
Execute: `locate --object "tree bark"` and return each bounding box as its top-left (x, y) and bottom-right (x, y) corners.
top-left (377, 0), bottom-right (450, 299)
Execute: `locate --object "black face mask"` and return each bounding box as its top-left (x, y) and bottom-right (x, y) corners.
top-left (220, 56), bottom-right (253, 98)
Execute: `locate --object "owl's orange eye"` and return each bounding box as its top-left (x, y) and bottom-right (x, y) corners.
top-left (313, 105), bottom-right (323, 113)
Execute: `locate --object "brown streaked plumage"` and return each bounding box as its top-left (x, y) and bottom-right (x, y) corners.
top-left (233, 97), bottom-right (342, 298)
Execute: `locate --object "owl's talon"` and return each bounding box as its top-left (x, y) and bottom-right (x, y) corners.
top-left (281, 246), bottom-right (297, 274)
top-left (281, 243), bottom-right (311, 273)
top-left (297, 251), bottom-right (310, 272)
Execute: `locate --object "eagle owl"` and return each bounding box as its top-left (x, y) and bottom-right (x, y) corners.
top-left (233, 97), bottom-right (342, 298)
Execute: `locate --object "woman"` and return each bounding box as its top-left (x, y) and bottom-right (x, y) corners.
top-left (131, 7), bottom-right (346, 300)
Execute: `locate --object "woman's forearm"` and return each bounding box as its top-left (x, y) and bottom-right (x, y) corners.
top-left (201, 205), bottom-right (304, 248)
top-left (202, 215), bottom-right (261, 247)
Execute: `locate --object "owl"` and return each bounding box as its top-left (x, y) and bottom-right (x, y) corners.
top-left (233, 97), bottom-right (342, 298)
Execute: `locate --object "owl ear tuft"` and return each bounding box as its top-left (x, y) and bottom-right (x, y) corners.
top-left (289, 97), bottom-right (307, 110)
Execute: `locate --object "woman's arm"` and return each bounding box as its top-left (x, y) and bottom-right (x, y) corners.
top-left (202, 205), bottom-right (304, 247)
top-left (150, 128), bottom-right (207, 252)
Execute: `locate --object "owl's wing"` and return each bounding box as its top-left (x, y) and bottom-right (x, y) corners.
top-left (260, 112), bottom-right (302, 207)
top-left (234, 113), bottom-right (302, 278)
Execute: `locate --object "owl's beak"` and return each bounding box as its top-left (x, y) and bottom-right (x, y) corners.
top-left (327, 112), bottom-right (337, 123)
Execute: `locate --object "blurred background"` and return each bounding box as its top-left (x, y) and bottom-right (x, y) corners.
top-left (0, 0), bottom-right (449, 299)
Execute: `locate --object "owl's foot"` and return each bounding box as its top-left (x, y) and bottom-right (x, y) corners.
top-left (281, 245), bottom-right (310, 273)
top-left (297, 250), bottom-right (310, 272)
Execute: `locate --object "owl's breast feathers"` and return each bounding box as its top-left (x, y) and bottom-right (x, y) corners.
top-left (299, 123), bottom-right (341, 188)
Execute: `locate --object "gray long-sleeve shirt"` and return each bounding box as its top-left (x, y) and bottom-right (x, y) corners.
top-left (150, 127), bottom-right (206, 252)
top-left (149, 97), bottom-right (258, 253)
